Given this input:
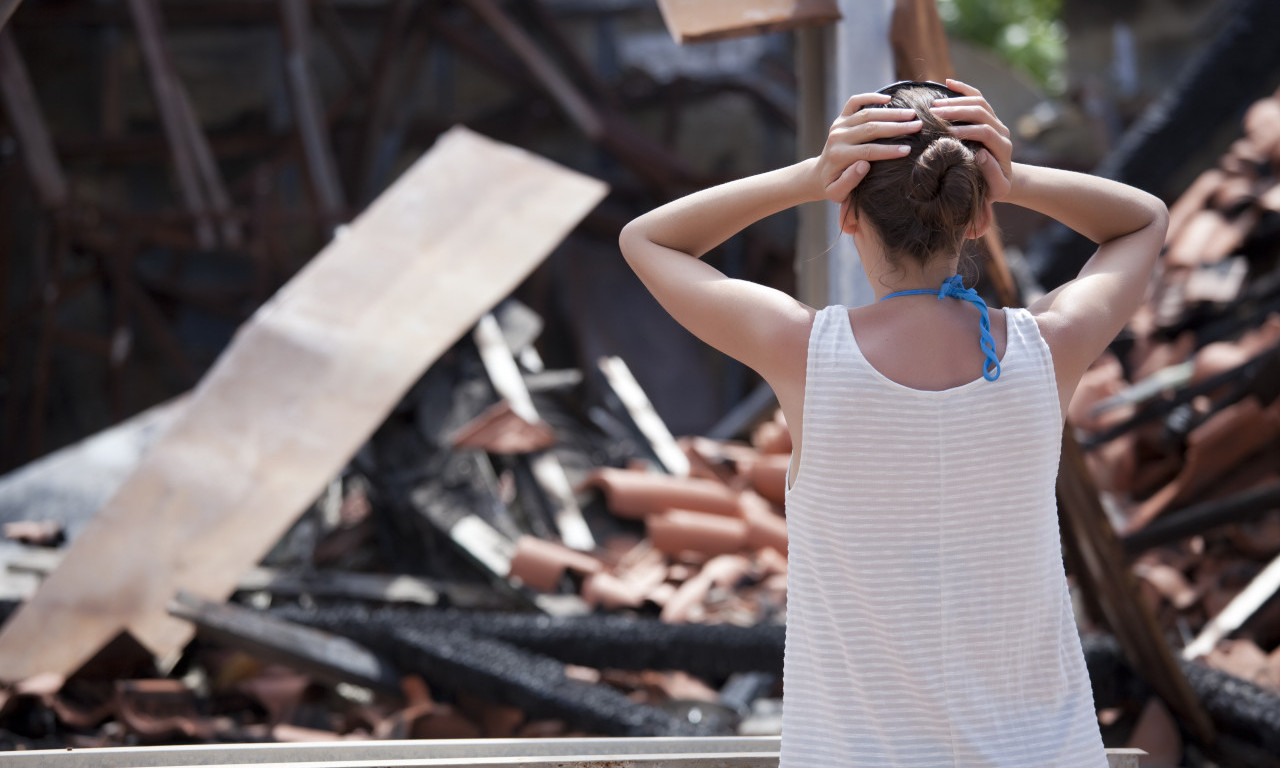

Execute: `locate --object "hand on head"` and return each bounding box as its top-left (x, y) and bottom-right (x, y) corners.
top-left (930, 79), bottom-right (1014, 201)
top-left (815, 78), bottom-right (1013, 204)
top-left (814, 91), bottom-right (920, 203)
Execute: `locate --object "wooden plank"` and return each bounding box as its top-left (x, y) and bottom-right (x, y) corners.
top-left (0, 126), bottom-right (607, 682)
top-left (0, 31), bottom-right (69, 208)
top-left (598, 355), bottom-right (689, 476)
top-left (656, 0), bottom-right (841, 44)
top-left (473, 313), bottom-right (595, 550)
top-left (1182, 550), bottom-right (1280, 660)
top-left (279, 0), bottom-right (348, 229)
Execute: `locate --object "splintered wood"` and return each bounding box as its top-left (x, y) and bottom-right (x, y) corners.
top-left (0, 127), bottom-right (607, 683)
top-left (656, 0), bottom-right (841, 44)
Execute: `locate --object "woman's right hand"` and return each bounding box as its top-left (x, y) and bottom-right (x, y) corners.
top-left (813, 92), bottom-right (922, 203)
top-left (929, 78), bottom-right (1014, 201)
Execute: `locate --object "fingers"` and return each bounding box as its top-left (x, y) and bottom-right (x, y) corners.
top-left (839, 91), bottom-right (891, 117)
top-left (824, 160), bottom-right (870, 202)
top-left (928, 104), bottom-right (1009, 136)
top-left (944, 78), bottom-right (982, 98)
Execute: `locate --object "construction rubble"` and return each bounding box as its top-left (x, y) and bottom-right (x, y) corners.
top-left (0, 2), bottom-right (1279, 767)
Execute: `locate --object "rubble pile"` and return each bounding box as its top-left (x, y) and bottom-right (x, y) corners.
top-left (1067, 85), bottom-right (1280, 697)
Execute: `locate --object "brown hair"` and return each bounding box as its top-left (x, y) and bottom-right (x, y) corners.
top-left (847, 85), bottom-right (987, 270)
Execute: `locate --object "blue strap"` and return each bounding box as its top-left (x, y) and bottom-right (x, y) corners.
top-left (880, 274), bottom-right (1001, 381)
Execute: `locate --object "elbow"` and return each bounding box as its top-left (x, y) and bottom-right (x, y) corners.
top-left (618, 218), bottom-right (645, 267)
top-left (1138, 191), bottom-right (1169, 240)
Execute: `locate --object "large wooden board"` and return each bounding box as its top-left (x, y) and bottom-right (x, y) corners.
top-left (656, 0), bottom-right (841, 44)
top-left (0, 127), bottom-right (607, 682)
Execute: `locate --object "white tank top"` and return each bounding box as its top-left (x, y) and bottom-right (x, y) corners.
top-left (780, 305), bottom-right (1108, 768)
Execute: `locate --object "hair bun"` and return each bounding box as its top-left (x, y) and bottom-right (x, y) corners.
top-left (908, 136), bottom-right (972, 203)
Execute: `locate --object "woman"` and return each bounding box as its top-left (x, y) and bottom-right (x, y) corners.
top-left (619, 79), bottom-right (1167, 767)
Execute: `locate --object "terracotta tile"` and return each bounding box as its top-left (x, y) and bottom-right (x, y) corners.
top-left (1167, 208), bottom-right (1257, 268)
top-left (660, 554), bottom-right (752, 623)
top-left (1191, 317), bottom-right (1280, 383)
top-left (1203, 639), bottom-right (1275, 686)
top-left (517, 719), bottom-right (569, 738)
top-left (15, 671), bottom-right (65, 696)
top-left (506, 535), bottom-right (602, 592)
top-left (449, 399), bottom-right (557, 454)
top-left (755, 545), bottom-right (788, 577)
top-left (237, 666), bottom-right (311, 725)
top-left (1209, 174), bottom-right (1259, 213)
top-left (749, 454), bottom-right (790, 506)
top-left (1167, 169), bottom-right (1225, 244)
top-left (679, 437), bottom-right (735, 483)
top-left (1133, 561), bottom-right (1197, 610)
top-left (648, 508), bottom-right (749, 558)
top-left (741, 491), bottom-right (788, 555)
top-left (1243, 97), bottom-right (1280, 163)
top-left (271, 723), bottom-right (345, 742)
top-left (639, 670), bottom-right (719, 702)
top-left (410, 704), bottom-right (483, 740)
top-left (114, 679), bottom-right (212, 740)
top-left (1260, 180), bottom-right (1280, 214)
top-left (1224, 506), bottom-right (1280, 559)
top-left (751, 410), bottom-right (792, 455)
top-left (1130, 333), bottom-right (1195, 384)
top-left (581, 571), bottom-right (643, 609)
top-left (580, 467), bottom-right (743, 519)
top-left (1067, 353), bottom-right (1130, 432)
top-left (1125, 399), bottom-right (1280, 532)
top-left (2, 520), bottom-right (64, 546)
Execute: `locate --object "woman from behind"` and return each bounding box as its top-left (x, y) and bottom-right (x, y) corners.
top-left (619, 79), bottom-right (1166, 767)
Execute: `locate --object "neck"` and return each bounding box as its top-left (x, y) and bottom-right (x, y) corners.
top-left (868, 260), bottom-right (961, 301)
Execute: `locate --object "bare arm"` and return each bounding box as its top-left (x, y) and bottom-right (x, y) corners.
top-left (933, 80), bottom-right (1167, 410)
top-left (1007, 163), bottom-right (1168, 394)
top-left (619, 93), bottom-right (920, 391)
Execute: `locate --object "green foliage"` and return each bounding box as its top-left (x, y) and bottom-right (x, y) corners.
top-left (937, 0), bottom-right (1066, 93)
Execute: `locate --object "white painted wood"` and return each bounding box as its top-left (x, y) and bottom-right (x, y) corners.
top-left (1183, 549), bottom-right (1280, 660)
top-left (598, 356), bottom-right (691, 477)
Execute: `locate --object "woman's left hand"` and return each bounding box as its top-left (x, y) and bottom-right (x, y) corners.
top-left (813, 92), bottom-right (922, 203)
top-left (929, 79), bottom-right (1014, 201)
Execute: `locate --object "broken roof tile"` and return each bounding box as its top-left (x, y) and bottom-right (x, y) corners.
top-left (581, 467), bottom-right (743, 519)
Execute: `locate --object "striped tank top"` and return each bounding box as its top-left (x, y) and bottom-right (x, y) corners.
top-left (780, 304), bottom-right (1108, 768)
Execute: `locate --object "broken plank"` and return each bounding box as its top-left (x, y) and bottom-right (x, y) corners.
top-left (1182, 550), bottom-right (1280, 660)
top-left (656, 0), bottom-right (841, 44)
top-left (167, 591), bottom-right (401, 695)
top-left (0, 126), bottom-right (607, 683)
top-left (598, 355), bottom-right (689, 476)
top-left (474, 313), bottom-right (595, 550)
